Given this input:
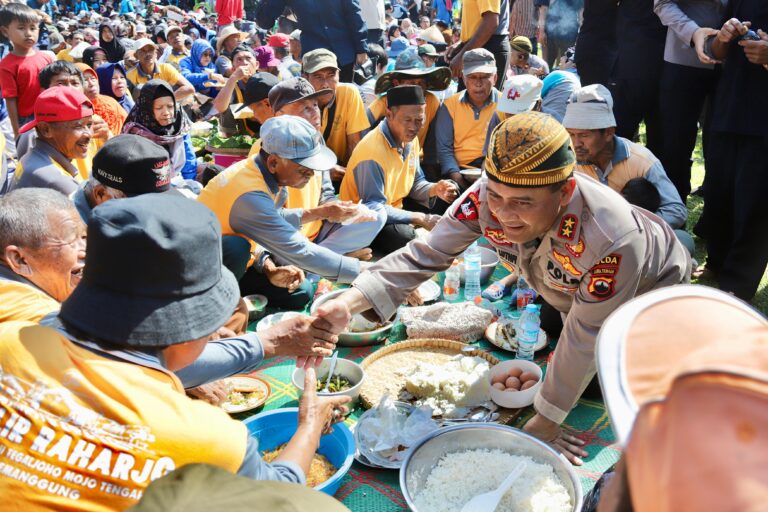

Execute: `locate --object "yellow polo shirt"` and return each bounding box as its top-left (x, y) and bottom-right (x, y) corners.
top-left (127, 63), bottom-right (182, 87)
top-left (443, 90), bottom-right (498, 168)
top-left (320, 83), bottom-right (370, 166)
top-left (461, 0), bottom-right (504, 43)
top-left (0, 321), bottom-right (247, 511)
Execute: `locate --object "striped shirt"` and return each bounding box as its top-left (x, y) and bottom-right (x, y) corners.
top-left (510, 0), bottom-right (536, 38)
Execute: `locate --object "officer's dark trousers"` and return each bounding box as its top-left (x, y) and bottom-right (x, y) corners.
top-left (610, 41), bottom-right (664, 157)
top-left (657, 62), bottom-right (718, 201)
top-left (370, 224), bottom-right (416, 255)
top-left (702, 133), bottom-right (768, 301)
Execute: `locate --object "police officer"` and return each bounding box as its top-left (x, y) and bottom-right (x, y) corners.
top-left (321, 112), bottom-right (691, 464)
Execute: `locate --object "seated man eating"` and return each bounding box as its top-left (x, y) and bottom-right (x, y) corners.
top-left (341, 85), bottom-right (459, 253)
top-left (0, 193), bottom-right (351, 509)
top-left (198, 115), bottom-right (367, 308)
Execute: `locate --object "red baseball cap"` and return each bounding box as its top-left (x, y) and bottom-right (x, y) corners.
top-left (20, 86), bottom-right (94, 134)
top-left (268, 33), bottom-right (291, 49)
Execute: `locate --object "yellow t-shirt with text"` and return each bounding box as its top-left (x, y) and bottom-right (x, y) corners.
top-left (0, 322), bottom-right (247, 511)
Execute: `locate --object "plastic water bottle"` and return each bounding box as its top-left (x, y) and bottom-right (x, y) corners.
top-left (473, 296), bottom-right (502, 319)
top-left (516, 304), bottom-right (541, 361)
top-left (515, 276), bottom-right (536, 311)
top-left (443, 260), bottom-right (461, 301)
top-left (463, 242), bottom-right (482, 302)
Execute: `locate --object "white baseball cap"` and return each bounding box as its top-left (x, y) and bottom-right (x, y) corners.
top-left (498, 75), bottom-right (543, 114)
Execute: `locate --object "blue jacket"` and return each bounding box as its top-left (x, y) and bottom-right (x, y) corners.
top-left (180, 39), bottom-right (218, 96)
top-left (119, 0), bottom-right (135, 15)
top-left (73, 0), bottom-right (88, 12)
top-left (256, 0), bottom-right (368, 66)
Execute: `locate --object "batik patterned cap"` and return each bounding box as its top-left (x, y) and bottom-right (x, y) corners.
top-left (485, 112), bottom-right (575, 187)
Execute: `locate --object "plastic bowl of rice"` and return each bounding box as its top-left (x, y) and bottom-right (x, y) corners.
top-left (244, 408), bottom-right (354, 496)
top-left (400, 424), bottom-right (583, 512)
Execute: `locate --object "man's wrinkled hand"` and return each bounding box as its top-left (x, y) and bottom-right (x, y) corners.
top-left (523, 413), bottom-right (588, 466)
top-left (717, 18), bottom-right (750, 44)
top-left (264, 264), bottom-right (304, 291)
top-left (298, 368), bottom-right (351, 435)
top-left (186, 381), bottom-right (228, 405)
top-left (321, 201), bottom-right (359, 223)
top-left (263, 315), bottom-right (338, 359)
top-left (739, 29), bottom-right (768, 65)
top-left (692, 27), bottom-right (720, 65)
top-left (432, 179), bottom-right (459, 203)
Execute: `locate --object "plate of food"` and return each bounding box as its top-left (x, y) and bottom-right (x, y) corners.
top-left (256, 311), bottom-right (307, 332)
top-left (311, 290), bottom-right (395, 346)
top-left (416, 279), bottom-right (441, 303)
top-left (358, 339), bottom-right (521, 423)
top-left (219, 375), bottom-right (271, 414)
top-left (459, 167), bottom-right (482, 182)
top-left (485, 321), bottom-right (548, 353)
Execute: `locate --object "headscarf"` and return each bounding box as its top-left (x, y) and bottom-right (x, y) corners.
top-left (99, 23), bottom-right (126, 62)
top-left (123, 80), bottom-right (190, 145)
top-left (75, 63), bottom-right (127, 135)
top-left (188, 39), bottom-right (216, 74)
top-left (96, 62), bottom-right (135, 113)
top-left (82, 46), bottom-right (108, 69)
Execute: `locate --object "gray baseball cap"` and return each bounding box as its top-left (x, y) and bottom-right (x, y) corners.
top-left (268, 77), bottom-right (334, 113)
top-left (463, 48), bottom-right (496, 75)
top-left (260, 115), bottom-right (337, 170)
top-left (302, 48), bottom-right (339, 74)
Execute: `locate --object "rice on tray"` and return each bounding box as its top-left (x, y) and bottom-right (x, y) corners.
top-left (413, 449), bottom-right (572, 512)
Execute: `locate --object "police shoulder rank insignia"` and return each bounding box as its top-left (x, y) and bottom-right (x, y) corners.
top-left (552, 249), bottom-right (582, 276)
top-left (454, 191), bottom-right (480, 221)
top-left (565, 238), bottom-right (585, 258)
top-left (485, 227), bottom-right (513, 247)
top-left (587, 253), bottom-right (622, 300)
top-left (558, 214), bottom-right (577, 240)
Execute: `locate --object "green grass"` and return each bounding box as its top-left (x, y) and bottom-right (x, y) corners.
top-left (653, 129), bottom-right (768, 315)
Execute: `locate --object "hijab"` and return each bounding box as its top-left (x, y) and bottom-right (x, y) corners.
top-left (82, 46), bottom-right (107, 69)
top-left (123, 80), bottom-right (190, 145)
top-left (99, 23), bottom-right (126, 63)
top-left (187, 39), bottom-right (216, 74)
top-left (96, 62), bottom-right (135, 113)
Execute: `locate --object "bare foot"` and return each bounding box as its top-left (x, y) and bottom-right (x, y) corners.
top-left (345, 248), bottom-right (373, 261)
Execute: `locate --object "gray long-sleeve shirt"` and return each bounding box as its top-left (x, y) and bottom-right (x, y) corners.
top-left (653, 0), bottom-right (726, 69)
top-left (229, 157), bottom-right (360, 283)
top-left (12, 139), bottom-right (81, 195)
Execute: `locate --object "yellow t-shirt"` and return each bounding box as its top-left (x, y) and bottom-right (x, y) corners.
top-left (461, 0), bottom-right (503, 43)
top-left (164, 52), bottom-right (187, 71)
top-left (320, 83), bottom-right (370, 166)
top-left (443, 91), bottom-right (497, 168)
top-left (0, 279), bottom-right (59, 323)
top-left (0, 321), bottom-right (247, 511)
top-left (127, 63), bottom-right (182, 87)
top-left (55, 48), bottom-right (74, 62)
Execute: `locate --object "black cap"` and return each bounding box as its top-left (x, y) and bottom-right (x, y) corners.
top-left (59, 194), bottom-right (240, 347)
top-left (268, 77), bottom-right (334, 113)
top-left (386, 85), bottom-right (426, 107)
top-left (237, 72), bottom-right (279, 111)
top-left (91, 135), bottom-right (172, 196)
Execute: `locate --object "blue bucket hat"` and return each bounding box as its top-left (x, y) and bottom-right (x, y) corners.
top-left (388, 36), bottom-right (410, 58)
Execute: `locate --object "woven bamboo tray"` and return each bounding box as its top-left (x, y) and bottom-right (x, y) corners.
top-left (359, 339), bottom-right (523, 425)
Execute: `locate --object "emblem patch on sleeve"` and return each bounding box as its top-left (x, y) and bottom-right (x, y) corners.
top-left (558, 214), bottom-right (577, 240)
top-left (484, 227), bottom-right (513, 247)
top-left (587, 253), bottom-right (622, 299)
top-left (454, 191), bottom-right (480, 221)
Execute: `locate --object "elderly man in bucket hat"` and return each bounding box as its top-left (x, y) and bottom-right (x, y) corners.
top-left (365, 47), bottom-right (452, 170)
top-left (0, 193), bottom-right (352, 510)
top-left (320, 112), bottom-right (690, 465)
top-left (562, 84), bottom-right (692, 255)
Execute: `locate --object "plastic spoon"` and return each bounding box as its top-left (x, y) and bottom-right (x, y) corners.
top-left (321, 352), bottom-right (339, 393)
top-left (459, 461), bottom-right (526, 512)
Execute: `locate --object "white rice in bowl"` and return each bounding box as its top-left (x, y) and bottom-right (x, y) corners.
top-left (413, 449), bottom-right (572, 512)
